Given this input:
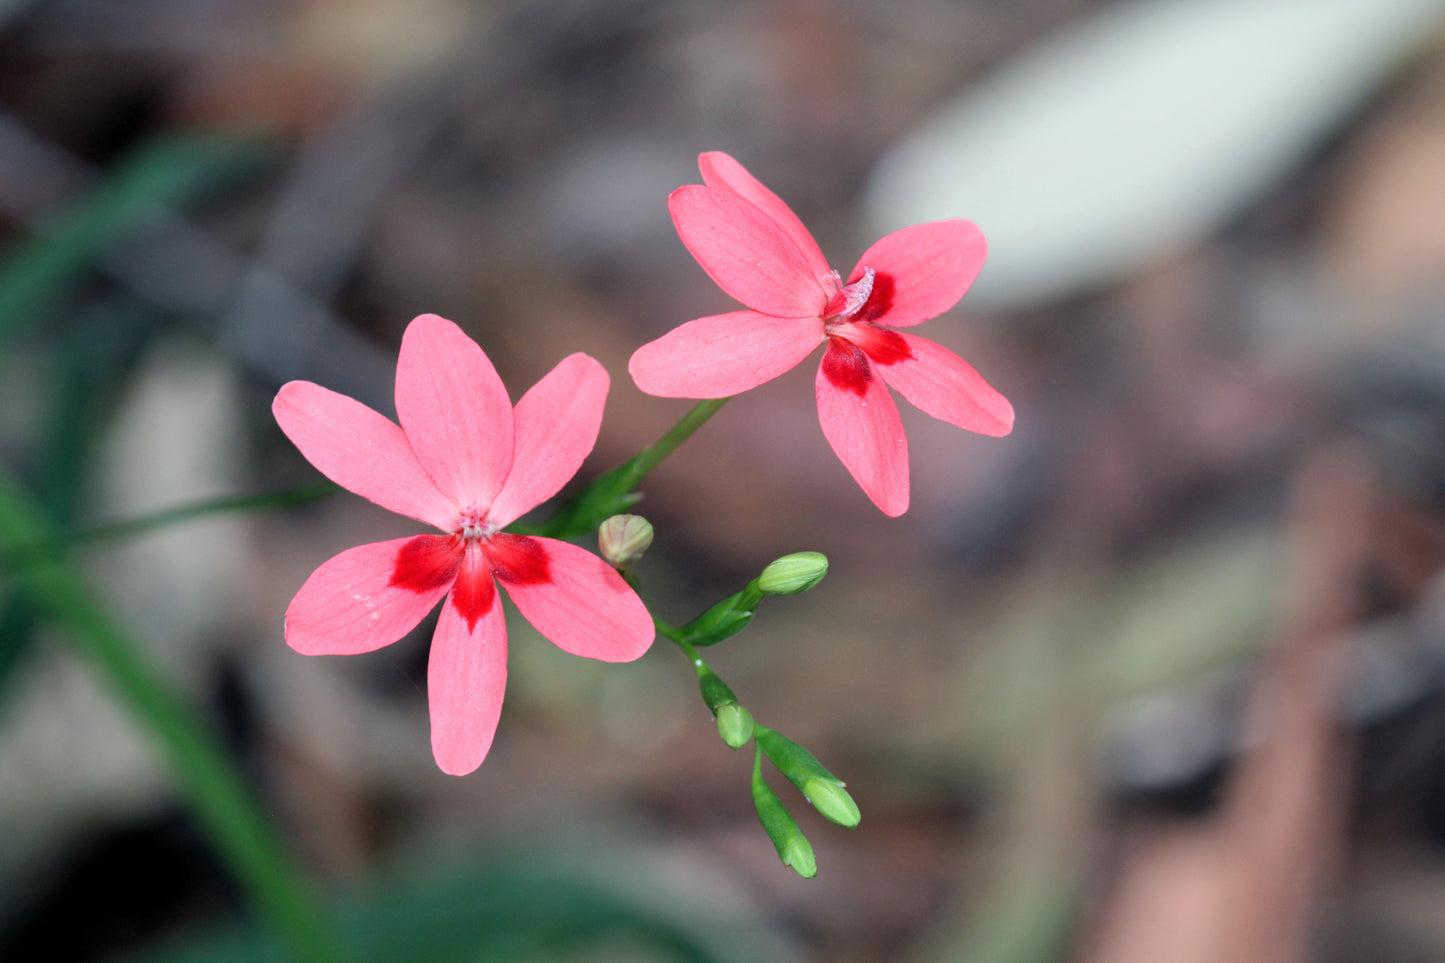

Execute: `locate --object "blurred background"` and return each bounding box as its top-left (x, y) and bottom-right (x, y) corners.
top-left (3, 0), bottom-right (1445, 960)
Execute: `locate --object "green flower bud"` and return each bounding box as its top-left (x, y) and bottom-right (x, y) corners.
top-left (802, 777), bottom-right (860, 828)
top-left (757, 552), bottom-right (828, 596)
top-left (781, 834), bottom-right (817, 878)
top-left (715, 703), bottom-right (754, 749)
top-left (752, 747), bottom-right (817, 878)
top-left (597, 514), bottom-right (653, 569)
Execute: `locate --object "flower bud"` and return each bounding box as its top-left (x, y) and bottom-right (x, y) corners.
top-left (802, 777), bottom-right (860, 828)
top-left (780, 834), bottom-right (817, 878)
top-left (757, 552), bottom-right (828, 596)
top-left (597, 514), bottom-right (653, 569)
top-left (753, 749), bottom-right (817, 878)
top-left (715, 703), bottom-right (754, 749)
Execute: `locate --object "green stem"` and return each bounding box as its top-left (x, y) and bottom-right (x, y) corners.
top-left (653, 613), bottom-right (686, 648)
top-left (0, 469), bottom-right (348, 963)
top-left (614, 397), bottom-right (730, 494)
top-left (524, 398), bottom-right (729, 538)
top-left (0, 482), bottom-right (340, 571)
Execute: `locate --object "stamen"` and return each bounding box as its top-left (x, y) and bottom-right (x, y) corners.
top-left (838, 269), bottom-right (875, 317)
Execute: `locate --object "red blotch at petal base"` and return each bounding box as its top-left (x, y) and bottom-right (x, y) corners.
top-left (390, 534), bottom-right (463, 593)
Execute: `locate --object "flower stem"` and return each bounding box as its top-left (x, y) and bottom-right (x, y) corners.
top-left (615, 397), bottom-right (730, 494)
top-left (0, 482), bottom-right (340, 572)
top-left (525, 397), bottom-right (729, 538)
top-left (0, 469), bottom-right (348, 963)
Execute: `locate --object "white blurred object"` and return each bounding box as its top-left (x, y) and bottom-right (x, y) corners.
top-left (92, 338), bottom-right (248, 684)
top-left (0, 340), bottom-right (248, 894)
top-left (866, 0), bottom-right (1445, 309)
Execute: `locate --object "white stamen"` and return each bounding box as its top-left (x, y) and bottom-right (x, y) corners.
top-left (839, 268), bottom-right (875, 317)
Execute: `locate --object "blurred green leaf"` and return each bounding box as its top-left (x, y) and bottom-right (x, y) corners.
top-left (0, 300), bottom-right (160, 699)
top-left (0, 468), bottom-right (346, 963)
top-left (0, 134), bottom-right (268, 345)
top-left (127, 849), bottom-right (792, 963)
top-left (0, 483), bottom-right (340, 572)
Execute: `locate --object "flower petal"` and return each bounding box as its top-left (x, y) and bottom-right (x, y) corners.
top-left (273, 382), bottom-right (457, 530)
top-left (669, 185), bottom-right (828, 318)
top-left (394, 314), bottom-right (514, 511)
top-left (697, 152), bottom-right (831, 283)
top-left (499, 537), bottom-right (654, 662)
top-left (847, 220), bottom-right (987, 327)
top-left (815, 343), bottom-right (910, 516)
top-left (628, 310), bottom-right (821, 398)
top-left (427, 581), bottom-right (507, 775)
top-left (284, 537), bottom-right (455, 656)
top-left (486, 354), bottom-right (609, 527)
top-left (875, 333), bottom-right (1015, 437)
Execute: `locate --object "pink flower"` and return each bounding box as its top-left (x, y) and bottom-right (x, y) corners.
top-left (274, 314), bottom-right (654, 775)
top-left (629, 152), bottom-right (1014, 516)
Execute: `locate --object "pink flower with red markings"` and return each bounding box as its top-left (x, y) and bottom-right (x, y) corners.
top-left (274, 314), bottom-right (653, 775)
top-left (629, 152), bottom-right (1014, 516)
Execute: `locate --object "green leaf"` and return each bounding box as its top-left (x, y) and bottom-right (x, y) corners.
top-left (0, 468), bottom-right (345, 963)
top-left (126, 845), bottom-right (793, 962)
top-left (0, 134), bottom-right (269, 345)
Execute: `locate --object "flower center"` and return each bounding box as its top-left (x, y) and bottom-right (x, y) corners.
top-left (457, 506), bottom-right (496, 540)
top-left (823, 268), bottom-right (875, 321)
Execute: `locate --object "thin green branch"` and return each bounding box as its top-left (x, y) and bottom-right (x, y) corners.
top-left (0, 483), bottom-right (340, 572)
top-left (522, 398), bottom-right (729, 538)
top-left (613, 397), bottom-right (730, 493)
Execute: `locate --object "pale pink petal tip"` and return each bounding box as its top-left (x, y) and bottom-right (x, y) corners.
top-left (284, 537), bottom-right (454, 656)
top-left (814, 352), bottom-right (910, 517)
top-left (877, 333), bottom-right (1015, 439)
top-left (271, 381), bottom-right (456, 530)
top-left (394, 313), bottom-right (515, 512)
top-left (668, 185), bottom-right (827, 319)
top-left (628, 310), bottom-right (821, 399)
top-left (428, 590), bottom-right (508, 775)
top-left (486, 352), bottom-right (610, 527)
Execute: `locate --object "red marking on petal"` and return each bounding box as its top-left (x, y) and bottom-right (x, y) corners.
top-left (390, 534), bottom-right (463, 593)
top-left (851, 270), bottom-right (896, 324)
top-left (448, 565), bottom-right (497, 631)
top-left (821, 338), bottom-right (873, 397)
top-left (484, 534), bottom-right (552, 586)
top-left (854, 325), bottom-right (913, 367)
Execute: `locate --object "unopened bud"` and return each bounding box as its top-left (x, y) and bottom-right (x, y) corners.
top-left (715, 703), bottom-right (754, 749)
top-left (803, 777), bottom-right (860, 828)
top-left (597, 514), bottom-right (653, 569)
top-left (757, 552), bottom-right (828, 596)
top-left (781, 834), bottom-right (817, 878)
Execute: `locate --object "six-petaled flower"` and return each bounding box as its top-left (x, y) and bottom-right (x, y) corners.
top-left (629, 151), bottom-right (1014, 516)
top-left (274, 314), bottom-right (653, 775)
